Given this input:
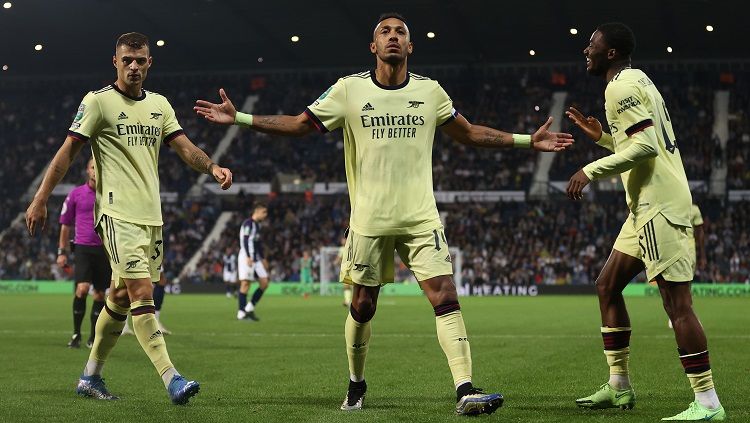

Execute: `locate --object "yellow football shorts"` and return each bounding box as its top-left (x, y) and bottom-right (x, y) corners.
top-left (96, 214), bottom-right (164, 288)
top-left (340, 226), bottom-right (455, 286)
top-left (613, 212), bottom-right (694, 282)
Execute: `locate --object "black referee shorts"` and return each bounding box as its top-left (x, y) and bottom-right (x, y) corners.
top-left (74, 245), bottom-right (112, 292)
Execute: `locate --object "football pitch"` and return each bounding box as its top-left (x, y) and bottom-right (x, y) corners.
top-left (0, 293), bottom-right (746, 423)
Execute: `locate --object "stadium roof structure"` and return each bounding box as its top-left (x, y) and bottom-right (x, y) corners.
top-left (0, 0), bottom-right (743, 76)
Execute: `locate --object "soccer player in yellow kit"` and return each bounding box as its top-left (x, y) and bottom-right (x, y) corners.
top-left (26, 32), bottom-right (233, 404)
top-left (566, 23), bottom-right (725, 421)
top-left (195, 13), bottom-right (572, 415)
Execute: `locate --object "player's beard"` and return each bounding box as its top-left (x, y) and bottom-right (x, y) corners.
top-left (380, 51), bottom-right (406, 66)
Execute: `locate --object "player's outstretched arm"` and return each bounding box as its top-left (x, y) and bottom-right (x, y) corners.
top-left (169, 134), bottom-right (233, 190)
top-left (565, 106), bottom-right (614, 152)
top-left (440, 114), bottom-right (573, 151)
top-left (26, 137), bottom-right (85, 236)
top-left (566, 127), bottom-right (659, 200)
top-left (194, 88), bottom-right (316, 137)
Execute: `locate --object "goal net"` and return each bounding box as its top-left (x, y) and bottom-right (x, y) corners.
top-left (318, 246), bottom-right (463, 296)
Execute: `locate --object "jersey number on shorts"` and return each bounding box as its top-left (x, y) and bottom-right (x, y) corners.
top-left (433, 229), bottom-right (447, 251)
top-left (151, 240), bottom-right (163, 260)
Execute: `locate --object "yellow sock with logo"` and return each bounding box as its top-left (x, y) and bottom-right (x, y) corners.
top-left (601, 326), bottom-right (632, 389)
top-left (434, 302), bottom-right (472, 388)
top-left (131, 299), bottom-right (176, 387)
top-left (84, 298), bottom-right (129, 376)
top-left (679, 348), bottom-right (720, 409)
top-left (345, 309), bottom-right (371, 382)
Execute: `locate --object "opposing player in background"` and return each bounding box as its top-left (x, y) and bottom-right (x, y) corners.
top-left (300, 250), bottom-right (313, 298)
top-left (566, 23), bottom-right (725, 420)
top-left (223, 246), bottom-right (238, 298)
top-left (25, 32), bottom-right (232, 404)
top-left (195, 13), bottom-right (572, 415)
top-left (236, 203), bottom-right (269, 321)
top-left (58, 157), bottom-right (111, 349)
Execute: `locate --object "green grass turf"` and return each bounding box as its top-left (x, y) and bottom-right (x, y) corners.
top-left (0, 293), bottom-right (746, 422)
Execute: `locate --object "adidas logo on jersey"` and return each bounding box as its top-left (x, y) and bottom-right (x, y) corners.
top-left (118, 112), bottom-right (128, 120)
top-left (361, 102), bottom-right (375, 111)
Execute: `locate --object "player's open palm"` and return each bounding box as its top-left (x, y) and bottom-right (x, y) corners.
top-left (25, 199), bottom-right (47, 236)
top-left (194, 88), bottom-right (237, 125)
top-left (531, 117), bottom-right (574, 152)
top-left (565, 106), bottom-right (603, 141)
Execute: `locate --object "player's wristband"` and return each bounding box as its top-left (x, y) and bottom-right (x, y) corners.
top-left (512, 134), bottom-right (532, 149)
top-left (57, 248), bottom-right (67, 256)
top-left (235, 112), bottom-right (253, 127)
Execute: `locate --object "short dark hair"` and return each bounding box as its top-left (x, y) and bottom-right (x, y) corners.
top-left (375, 12), bottom-right (408, 28)
top-left (596, 23), bottom-right (636, 58)
top-left (253, 202), bottom-right (267, 211)
top-left (116, 32), bottom-right (149, 51)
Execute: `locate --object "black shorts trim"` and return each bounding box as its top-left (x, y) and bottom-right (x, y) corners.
top-left (74, 245), bottom-right (112, 291)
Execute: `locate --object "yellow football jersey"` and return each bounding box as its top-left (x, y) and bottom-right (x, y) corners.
top-left (68, 84), bottom-right (183, 226)
top-left (584, 68), bottom-right (692, 228)
top-left (306, 71), bottom-right (456, 236)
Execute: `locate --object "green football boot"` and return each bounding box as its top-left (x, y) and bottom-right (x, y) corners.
top-left (576, 383), bottom-right (635, 410)
top-left (662, 401), bottom-right (726, 421)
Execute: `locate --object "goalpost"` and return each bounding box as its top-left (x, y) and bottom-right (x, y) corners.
top-left (318, 246), bottom-right (463, 296)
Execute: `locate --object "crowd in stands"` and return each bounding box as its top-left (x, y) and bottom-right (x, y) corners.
top-left (2, 67), bottom-right (746, 284)
top-left (186, 194), bottom-right (749, 286)
top-left (189, 195), bottom-right (350, 285)
top-left (551, 70), bottom-right (720, 182)
top-left (701, 200), bottom-right (750, 282)
top-left (221, 70), bottom-right (551, 191)
top-left (727, 73), bottom-right (750, 189)
top-left (0, 198), bottom-right (219, 281)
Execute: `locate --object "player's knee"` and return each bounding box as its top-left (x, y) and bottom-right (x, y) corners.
top-left (669, 298), bottom-right (694, 321)
top-left (124, 280), bottom-right (153, 301)
top-left (595, 279), bottom-right (618, 298)
top-left (75, 284), bottom-right (90, 298)
top-left (110, 291), bottom-right (130, 309)
top-left (437, 278), bottom-right (458, 302)
top-left (660, 298), bottom-right (675, 319)
top-left (351, 297), bottom-right (376, 323)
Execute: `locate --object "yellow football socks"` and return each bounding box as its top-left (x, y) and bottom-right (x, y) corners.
top-left (345, 312), bottom-right (371, 382)
top-left (131, 299), bottom-right (175, 380)
top-left (435, 302), bottom-right (472, 388)
top-left (84, 298), bottom-right (128, 376)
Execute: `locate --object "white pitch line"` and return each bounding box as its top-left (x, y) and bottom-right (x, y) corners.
top-left (0, 329), bottom-right (748, 340)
